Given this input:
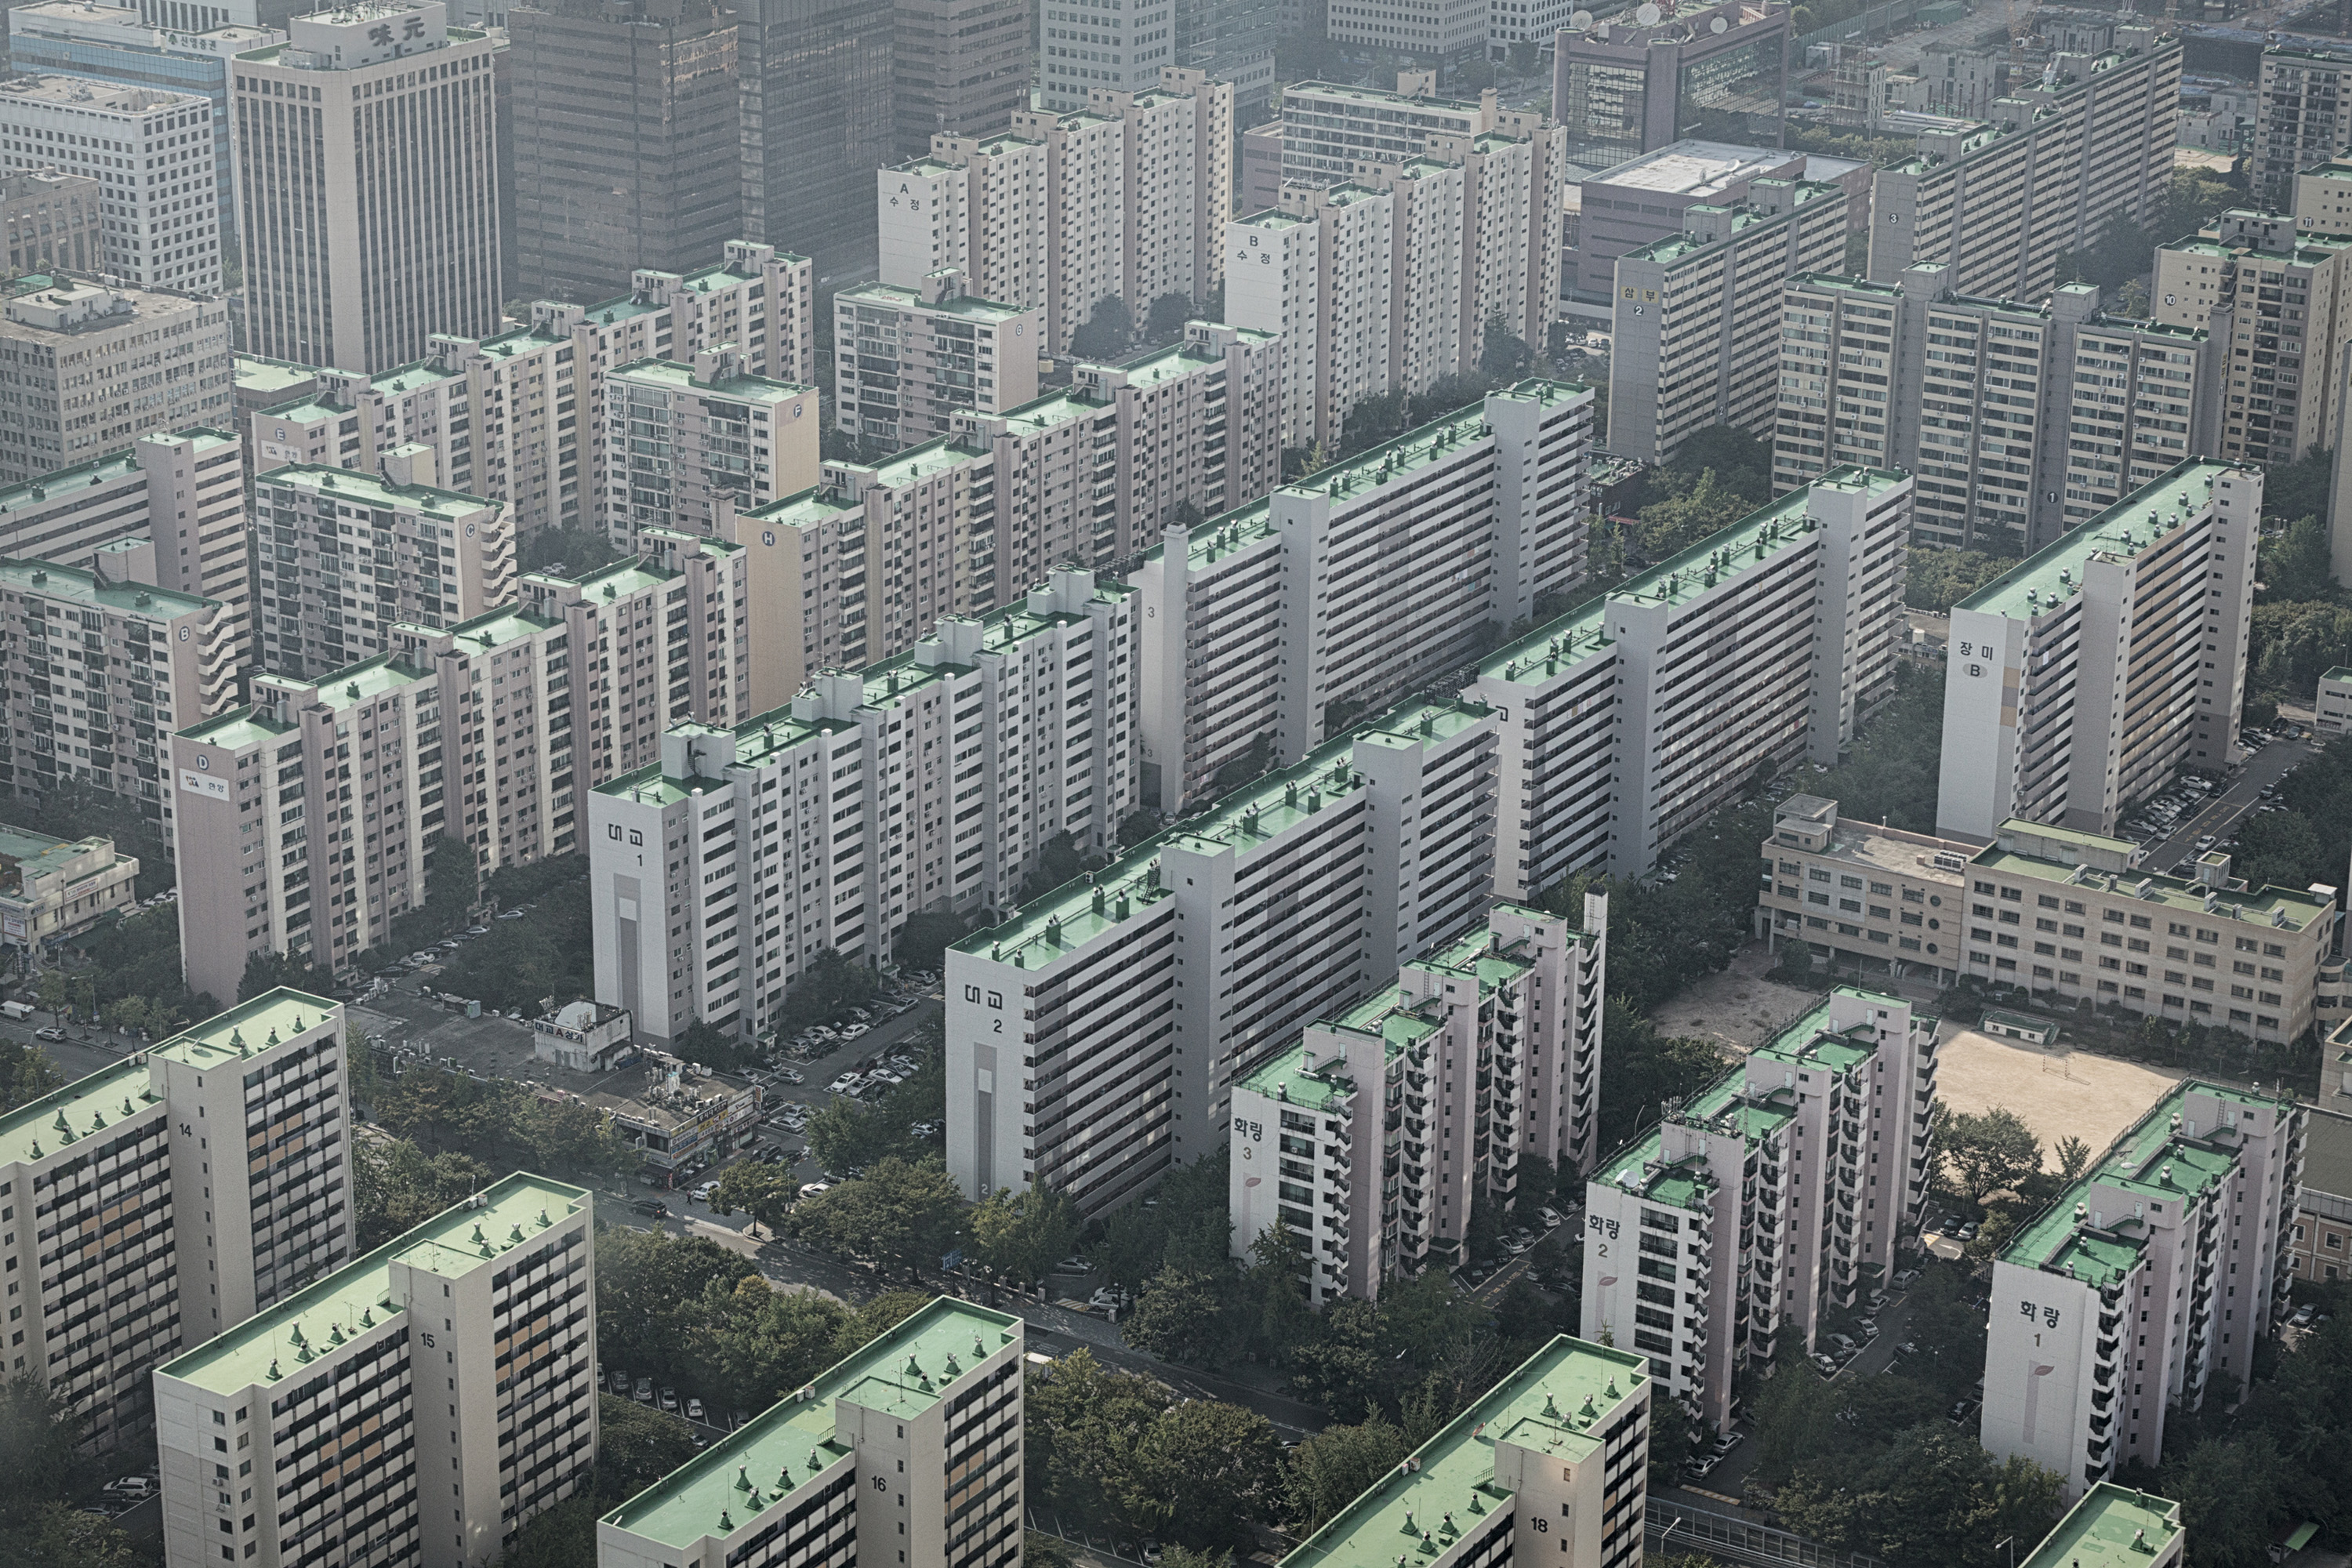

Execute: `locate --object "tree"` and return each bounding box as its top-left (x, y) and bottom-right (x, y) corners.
top-left (1116, 808), bottom-right (1161, 849)
top-left (595, 1394), bottom-right (700, 1494)
top-left (773, 949), bottom-right (880, 1033)
top-left (1284, 1414), bottom-right (1409, 1534)
top-left (520, 526), bottom-right (620, 577)
top-left (0, 1372), bottom-right (81, 1531)
top-left (1023, 831), bottom-right (1097, 898)
top-left (790, 1156), bottom-right (966, 1277)
top-left (1478, 306), bottom-right (1532, 381)
top-left (1937, 1107), bottom-right (2042, 1206)
top-left (34, 967), bottom-right (66, 1022)
top-left (2053, 1135), bottom-right (2093, 1181)
top-left (970, 1181), bottom-right (1083, 1292)
top-left (1027, 1347), bottom-right (1175, 1525)
top-left (1125, 1268), bottom-right (1230, 1362)
top-left (1145, 291), bottom-right (1196, 344)
top-left (1120, 1399), bottom-right (1284, 1552)
top-left (595, 1228), bottom-right (760, 1375)
top-left (891, 909), bottom-right (969, 976)
top-left (496, 1494), bottom-right (599, 1568)
top-left (1907, 546), bottom-right (2020, 612)
top-left (1071, 294), bottom-right (1135, 360)
top-left (2, 1504), bottom-right (137, 1568)
top-left (2164, 1433), bottom-right (2283, 1568)
top-left (1646, 1392), bottom-right (1697, 1485)
top-left (711, 1160), bottom-right (800, 1235)
top-left (0, 1040), bottom-right (60, 1113)
top-left (2259, 515), bottom-right (2342, 604)
top-left (1156, 1549), bottom-right (1234, 1568)
top-left (804, 1094), bottom-right (919, 1178)
top-left (2261, 448), bottom-right (2333, 532)
top-left (352, 1134), bottom-right (492, 1249)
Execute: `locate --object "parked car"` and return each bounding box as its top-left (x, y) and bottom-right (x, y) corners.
top-left (827, 1073), bottom-right (860, 1093)
top-left (778, 1068), bottom-right (805, 1085)
top-left (1684, 1455), bottom-right (1721, 1481)
top-left (633, 1377), bottom-right (654, 1404)
top-left (496, 909), bottom-right (526, 920)
top-left (32, 1025), bottom-right (64, 1042)
top-left (1813, 1354), bottom-right (1838, 1374)
top-left (685, 1397), bottom-right (705, 1422)
top-left (1537, 1206), bottom-right (1564, 1229)
top-left (630, 1199), bottom-right (669, 1218)
top-left (798, 1181), bottom-right (833, 1200)
top-left (609, 1368), bottom-right (630, 1395)
top-left (691, 1181), bottom-right (718, 1203)
top-left (659, 1387), bottom-right (680, 1413)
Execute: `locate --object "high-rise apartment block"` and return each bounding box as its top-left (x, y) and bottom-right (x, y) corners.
top-left (1137, 379), bottom-right (1593, 812)
top-left (1277, 1335), bottom-right (1651, 1568)
top-left (1072, 321), bottom-right (1282, 560)
top-left (2254, 45), bottom-right (2352, 211)
top-left (0, 168), bottom-right (101, 274)
top-left (603, 349), bottom-right (818, 547)
top-left (597, 1298), bottom-right (1023, 1568)
top-left (1582, 987), bottom-right (1936, 1432)
top-left (505, 0), bottom-right (739, 304)
top-left (155, 1171), bottom-right (597, 1568)
top-left (1270, 78), bottom-right (1492, 186)
top-left (589, 568), bottom-right (1134, 1044)
top-left (830, 272), bottom-right (1044, 446)
top-left (250, 459), bottom-right (514, 680)
top-left (1553, 0), bottom-right (1789, 168)
top-left (946, 695), bottom-right (1501, 1215)
top-left (234, 2), bottom-right (503, 372)
top-left (732, 0), bottom-right (889, 274)
top-left (1984, 1080), bottom-right (2299, 1496)
top-left (2293, 154), bottom-right (2352, 233)
top-left (1229, 898), bottom-right (1607, 1302)
top-left (0, 74), bottom-right (220, 292)
top-left (891, 0), bottom-right (1029, 158)
top-left (0, 989), bottom-right (349, 1454)
top-left (2154, 211), bottom-right (2352, 466)
top-left (1776, 269), bottom-right (2221, 550)
top-left (1759, 799), bottom-right (2340, 1049)
top-left (1867, 32), bottom-right (2180, 301)
top-left (1937, 462), bottom-right (2256, 842)
top-left (0, 277), bottom-right (234, 488)
top-left (1607, 178), bottom-right (1851, 462)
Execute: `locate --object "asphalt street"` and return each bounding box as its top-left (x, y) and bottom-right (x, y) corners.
top-left (2137, 733), bottom-right (2315, 873)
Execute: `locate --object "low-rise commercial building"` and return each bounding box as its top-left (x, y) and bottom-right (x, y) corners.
top-left (0, 276), bottom-right (233, 488)
top-left (589, 1057), bottom-right (763, 1173)
top-left (2287, 1103), bottom-right (2352, 1283)
top-left (1581, 986), bottom-right (1936, 1432)
top-left (1229, 898), bottom-right (1608, 1302)
top-left (2022, 1487), bottom-right (2185, 1568)
top-left (597, 1297), bottom-right (1023, 1568)
top-left (0, 823), bottom-right (138, 946)
top-left (2317, 665), bottom-right (2352, 735)
top-left (1984, 1080), bottom-right (2301, 1495)
top-left (154, 1171), bottom-right (596, 1568)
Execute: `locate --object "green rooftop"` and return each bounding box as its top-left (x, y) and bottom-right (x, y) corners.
top-left (0, 554), bottom-right (213, 619)
top-left (254, 463), bottom-right (497, 517)
top-left (834, 281), bottom-right (1032, 325)
top-left (234, 354), bottom-right (322, 398)
top-left (1281, 1335), bottom-right (1648, 1568)
top-left (410, 602), bottom-right (562, 653)
top-left (262, 653), bottom-right (435, 711)
top-left (0, 1057), bottom-right (153, 1170)
top-left (2020, 1483), bottom-right (2181, 1568)
top-left (2321, 666), bottom-right (2352, 685)
top-left (159, 1171), bottom-right (589, 1397)
top-left (1971, 831), bottom-right (2332, 933)
top-left (176, 702), bottom-right (293, 752)
top-left (0, 427), bottom-right (235, 520)
top-left (831, 434), bottom-right (989, 488)
top-left (983, 387), bottom-right (1109, 434)
top-left (147, 987), bottom-right (338, 1070)
top-left (1955, 460), bottom-right (2237, 619)
top-left (603, 1298), bottom-right (1022, 1551)
top-left (611, 356), bottom-right (813, 401)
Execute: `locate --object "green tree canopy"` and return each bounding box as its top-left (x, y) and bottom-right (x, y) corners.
top-left (789, 1156), bottom-right (966, 1277)
top-left (711, 1160), bottom-right (800, 1233)
top-left (1937, 1106), bottom-right (2042, 1206)
top-left (1284, 1413), bottom-right (1409, 1534)
top-left (970, 1181), bottom-right (1083, 1292)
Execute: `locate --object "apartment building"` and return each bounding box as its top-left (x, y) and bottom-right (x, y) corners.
top-left (1093, 72), bottom-right (1233, 306)
top-left (598, 1297), bottom-right (1022, 1568)
top-left (1073, 321), bottom-right (1282, 563)
top-left (2288, 1105), bottom-right (2352, 1281)
top-left (1608, 178), bottom-right (1851, 462)
top-left (0, 276), bottom-right (234, 488)
top-left (1137, 379), bottom-right (1593, 813)
top-left (1226, 192), bottom-right (1391, 448)
top-left (2154, 211), bottom-right (2352, 466)
top-left (830, 272), bottom-right (1043, 447)
top-left (234, 2), bottom-right (501, 372)
top-left (1984, 1080), bottom-right (2301, 1496)
top-left (1566, 139), bottom-right (1808, 304)
top-left (1867, 32), bottom-right (2180, 301)
top-left (1582, 986), bottom-right (1936, 1432)
top-left (1275, 79), bottom-right (1487, 185)
top-left (2023, 1488), bottom-right (2186, 1568)
top-left (1229, 898), bottom-right (1607, 1303)
top-left (0, 989), bottom-right (348, 1454)
top-left (154, 1171), bottom-right (597, 1568)
top-left (1758, 797), bottom-right (2341, 1046)
top-left (2254, 45), bottom-right (2352, 210)
top-left (0, 823), bottom-right (140, 945)
top-left (946, 695), bottom-right (1497, 1215)
top-left (0, 74), bottom-right (220, 292)
top-left (1776, 270), bottom-right (2222, 550)
top-left (2294, 155), bottom-right (2352, 233)
top-left (590, 567), bottom-right (1135, 1045)
top-left (603, 350), bottom-right (818, 547)
top-left (0, 546), bottom-right (234, 848)
top-left (1937, 461), bottom-right (2257, 841)
top-left (250, 458), bottom-right (514, 681)
top-left (1555, 0), bottom-right (1790, 168)
top-left (0, 168), bottom-right (101, 274)
top-left (0, 428), bottom-right (251, 672)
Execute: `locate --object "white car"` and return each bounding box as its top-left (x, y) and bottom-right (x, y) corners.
top-left (1537, 1207), bottom-right (1564, 1229)
top-left (827, 1073), bottom-right (859, 1093)
top-left (691, 1181), bottom-right (718, 1203)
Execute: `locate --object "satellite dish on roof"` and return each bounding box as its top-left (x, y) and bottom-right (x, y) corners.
top-left (1711, 13), bottom-right (1728, 29)
top-left (1571, 8), bottom-right (1594, 25)
top-left (1635, 3), bottom-right (1661, 22)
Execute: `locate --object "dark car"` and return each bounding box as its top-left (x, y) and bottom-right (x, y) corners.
top-left (631, 1199), bottom-right (670, 1218)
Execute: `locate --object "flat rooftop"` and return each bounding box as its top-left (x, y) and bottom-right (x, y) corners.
top-left (261, 652), bottom-right (435, 711)
top-left (2021, 1484), bottom-right (2181, 1568)
top-left (176, 702), bottom-right (294, 753)
top-left (0, 1055), bottom-right (151, 1169)
top-left (1586, 138), bottom-right (1796, 198)
top-left (1955, 460), bottom-right (2236, 618)
top-left (0, 553), bottom-right (212, 619)
top-left (834, 281), bottom-right (1030, 324)
top-left (603, 1298), bottom-right (1022, 1551)
top-left (0, 74), bottom-right (202, 111)
top-left (610, 356), bottom-right (812, 401)
top-left (253, 462), bottom-right (496, 517)
top-left (147, 987), bottom-right (338, 1070)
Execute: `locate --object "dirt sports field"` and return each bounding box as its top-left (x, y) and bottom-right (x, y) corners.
top-left (1930, 1025), bottom-right (2183, 1170)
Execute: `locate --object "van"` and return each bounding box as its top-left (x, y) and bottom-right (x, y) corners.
top-left (0, 1000), bottom-right (31, 1021)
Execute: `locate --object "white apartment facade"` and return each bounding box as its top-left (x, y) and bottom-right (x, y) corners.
top-left (1227, 187), bottom-right (1393, 448)
top-left (831, 272), bottom-right (1042, 447)
top-left (2153, 212), bottom-right (2351, 468)
top-left (155, 1171), bottom-right (597, 1568)
top-left (1937, 460), bottom-right (2257, 842)
top-left (234, 1), bottom-right (502, 372)
top-left (0, 277), bottom-right (234, 488)
top-left (0, 74), bottom-right (219, 292)
top-left (1073, 321), bottom-right (1282, 564)
top-left (0, 988), bottom-right (351, 1455)
top-left (1229, 897), bottom-right (1607, 1303)
top-left (604, 350), bottom-right (818, 548)
top-left (1582, 986), bottom-right (1936, 1432)
top-left (1984, 1080), bottom-right (2301, 1496)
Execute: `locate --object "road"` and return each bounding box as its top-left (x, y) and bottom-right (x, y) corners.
top-left (2137, 733), bottom-right (2314, 873)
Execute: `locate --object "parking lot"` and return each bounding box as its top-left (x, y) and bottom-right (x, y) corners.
top-left (2126, 728), bottom-right (2316, 874)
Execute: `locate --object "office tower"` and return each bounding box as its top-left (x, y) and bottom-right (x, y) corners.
top-left (891, 0), bottom-right (1028, 158)
top-left (1936, 462), bottom-right (2257, 842)
top-left (597, 1298), bottom-right (1023, 1568)
top-left (735, 0), bottom-right (890, 275)
top-left (1564, 140), bottom-right (1809, 303)
top-left (6, 5), bottom-right (288, 247)
top-left (233, 2), bottom-right (503, 373)
top-left (1138, 379), bottom-right (1592, 813)
top-left (1760, 798), bottom-right (2340, 1050)
top-left (1038, 0), bottom-right (1172, 110)
top-left (1472, 466), bottom-right (1912, 886)
top-left (0, 168), bottom-right (101, 274)
top-left (0, 989), bottom-right (348, 1452)
top-left (1323, 0), bottom-right (1486, 56)
top-left (0, 545), bottom-right (234, 848)
top-left (2255, 45), bottom-right (2352, 212)
top-left (831, 272), bottom-right (1044, 445)
top-left (1607, 178), bottom-right (1850, 462)
top-left (946, 695), bottom-right (1497, 1212)
top-left (0, 75), bottom-right (218, 291)
top-left (1553, 0), bottom-right (1789, 169)
top-left (0, 826), bottom-right (141, 946)
top-left (1229, 898), bottom-right (1607, 1302)
top-left (603, 350), bottom-right (818, 548)
top-left (155, 1172), bottom-right (597, 1568)
top-left (249, 459), bottom-right (514, 680)
top-left (1582, 987), bottom-right (1936, 1432)
top-left (1867, 31), bottom-right (2180, 302)
top-left (0, 429), bottom-right (252, 670)
top-left (1777, 270), bottom-right (2223, 550)
top-left (2154, 211), bottom-right (2352, 466)
top-left (506, 0), bottom-right (739, 303)
top-left (0, 278), bottom-right (234, 487)
top-left (1984, 1081), bottom-right (2299, 1497)
top-left (1280, 1337), bottom-right (1650, 1568)
top-left (1174, 0), bottom-right (1277, 109)
top-left (589, 568), bottom-right (1135, 1044)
